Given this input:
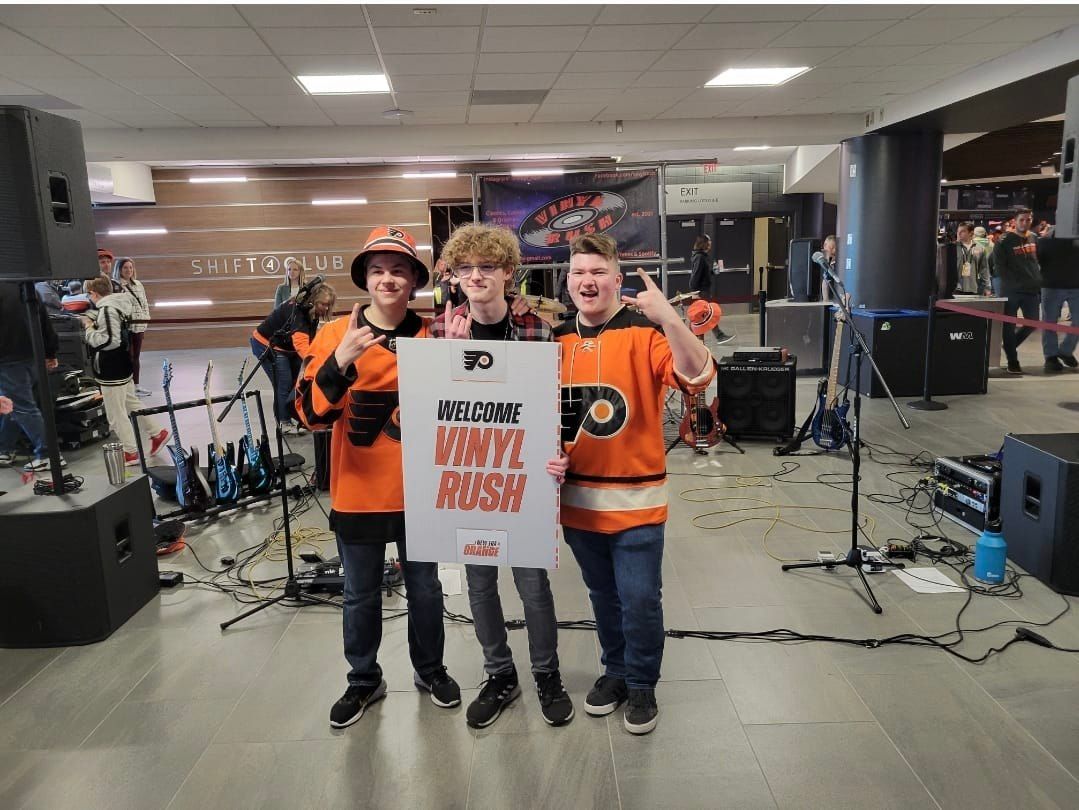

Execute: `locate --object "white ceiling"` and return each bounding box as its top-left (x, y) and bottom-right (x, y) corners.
top-left (1, 3), bottom-right (1077, 165)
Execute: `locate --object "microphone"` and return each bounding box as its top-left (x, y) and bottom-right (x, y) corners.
top-left (811, 250), bottom-right (824, 264)
top-left (293, 274), bottom-right (325, 304)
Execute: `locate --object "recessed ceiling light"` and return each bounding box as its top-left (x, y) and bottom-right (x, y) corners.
top-left (107, 227), bottom-right (167, 236)
top-left (188, 176), bottom-right (248, 183)
top-left (510, 168), bottom-right (564, 177)
top-left (297, 74), bottom-right (390, 94)
top-left (706, 67), bottom-right (810, 87)
top-left (733, 145), bottom-right (770, 151)
top-left (311, 198), bottom-right (367, 206)
top-left (383, 108), bottom-right (414, 119)
top-left (401, 171), bottom-right (456, 178)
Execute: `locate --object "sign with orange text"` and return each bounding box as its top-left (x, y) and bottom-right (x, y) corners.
top-left (397, 338), bottom-right (561, 568)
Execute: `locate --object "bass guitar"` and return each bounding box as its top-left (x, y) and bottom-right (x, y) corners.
top-left (162, 360), bottom-right (213, 511)
top-left (679, 390), bottom-right (723, 452)
top-left (235, 359), bottom-right (274, 494)
top-left (203, 360), bottom-right (240, 503)
top-left (811, 309), bottom-right (852, 451)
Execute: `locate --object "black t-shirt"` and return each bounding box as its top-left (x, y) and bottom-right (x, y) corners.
top-left (469, 313), bottom-right (511, 341)
top-left (360, 306), bottom-right (423, 351)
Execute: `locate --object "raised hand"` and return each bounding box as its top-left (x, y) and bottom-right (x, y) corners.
top-left (333, 303), bottom-right (385, 368)
top-left (444, 300), bottom-right (473, 340)
top-left (620, 268), bottom-right (678, 328)
top-left (508, 292), bottom-right (531, 318)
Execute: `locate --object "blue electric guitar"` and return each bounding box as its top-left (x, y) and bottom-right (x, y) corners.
top-left (235, 359), bottom-right (274, 494)
top-left (203, 361), bottom-right (240, 503)
top-left (162, 360), bottom-right (213, 511)
top-left (811, 310), bottom-right (852, 451)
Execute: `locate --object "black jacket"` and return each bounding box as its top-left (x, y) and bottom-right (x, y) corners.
top-left (992, 231), bottom-right (1041, 292)
top-left (0, 282), bottom-right (58, 363)
top-left (1037, 237), bottom-right (1079, 289)
top-left (256, 301), bottom-right (319, 353)
top-left (688, 250), bottom-right (711, 295)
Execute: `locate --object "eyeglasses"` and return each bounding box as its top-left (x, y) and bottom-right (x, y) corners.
top-left (452, 263), bottom-right (502, 278)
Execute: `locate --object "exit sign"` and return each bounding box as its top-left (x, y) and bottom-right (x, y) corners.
top-left (703, 162), bottom-right (718, 173)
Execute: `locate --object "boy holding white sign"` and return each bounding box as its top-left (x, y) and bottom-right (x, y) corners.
top-left (296, 226), bottom-right (462, 729)
top-left (555, 234), bottom-right (714, 735)
top-left (431, 223), bottom-right (574, 729)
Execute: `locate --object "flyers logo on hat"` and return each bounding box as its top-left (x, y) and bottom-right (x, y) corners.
top-left (388, 227), bottom-right (405, 239)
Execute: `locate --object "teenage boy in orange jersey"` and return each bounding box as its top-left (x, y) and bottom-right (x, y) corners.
top-left (430, 223), bottom-right (573, 729)
top-left (297, 226), bottom-right (461, 728)
top-left (554, 234), bottom-right (714, 735)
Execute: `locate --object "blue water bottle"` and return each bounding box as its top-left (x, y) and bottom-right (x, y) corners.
top-left (974, 519), bottom-right (1007, 585)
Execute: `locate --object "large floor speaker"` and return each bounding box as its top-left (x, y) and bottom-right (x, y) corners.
top-left (0, 106), bottom-right (97, 282)
top-left (1056, 74), bottom-right (1077, 238)
top-left (1001, 434), bottom-right (1079, 596)
top-left (0, 476), bottom-right (160, 647)
top-left (788, 238), bottom-right (821, 302)
top-left (717, 357), bottom-right (797, 440)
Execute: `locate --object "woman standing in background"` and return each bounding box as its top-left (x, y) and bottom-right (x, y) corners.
top-left (112, 257), bottom-right (151, 396)
top-left (275, 259), bottom-right (306, 309)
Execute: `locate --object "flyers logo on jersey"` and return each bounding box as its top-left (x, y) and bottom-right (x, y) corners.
top-left (463, 350), bottom-right (494, 371)
top-left (561, 384), bottom-right (628, 443)
top-left (346, 390), bottom-right (401, 446)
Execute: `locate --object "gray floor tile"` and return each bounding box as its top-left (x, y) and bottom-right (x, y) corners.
top-left (746, 722), bottom-right (936, 810)
top-left (0, 648), bottom-right (62, 707)
top-left (81, 697), bottom-right (235, 750)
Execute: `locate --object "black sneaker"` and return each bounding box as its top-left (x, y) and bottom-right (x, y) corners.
top-left (329, 680), bottom-right (387, 728)
top-left (623, 688), bottom-right (659, 735)
top-left (584, 674), bottom-right (628, 716)
top-left (466, 669), bottom-right (520, 729)
top-left (1005, 361), bottom-right (1024, 375)
top-left (713, 329), bottom-right (735, 345)
top-left (414, 666), bottom-right (461, 708)
top-left (536, 670), bottom-right (575, 726)
top-left (1045, 356), bottom-right (1065, 373)
top-left (1060, 354), bottom-right (1078, 369)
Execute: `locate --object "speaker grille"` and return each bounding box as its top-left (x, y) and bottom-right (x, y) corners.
top-left (717, 359), bottom-right (796, 439)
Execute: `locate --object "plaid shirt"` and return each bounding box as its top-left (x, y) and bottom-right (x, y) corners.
top-left (428, 298), bottom-right (552, 342)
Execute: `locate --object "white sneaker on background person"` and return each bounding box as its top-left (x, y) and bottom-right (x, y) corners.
top-left (23, 455), bottom-right (68, 473)
top-left (135, 385), bottom-right (152, 397)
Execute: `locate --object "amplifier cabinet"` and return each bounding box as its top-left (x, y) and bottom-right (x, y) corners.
top-left (717, 357), bottom-right (797, 440)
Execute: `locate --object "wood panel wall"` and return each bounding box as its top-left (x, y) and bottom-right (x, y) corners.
top-left (92, 167), bottom-right (472, 350)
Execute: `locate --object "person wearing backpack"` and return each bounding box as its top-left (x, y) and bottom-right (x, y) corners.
top-left (83, 278), bottom-right (169, 466)
top-left (112, 257), bottom-right (152, 396)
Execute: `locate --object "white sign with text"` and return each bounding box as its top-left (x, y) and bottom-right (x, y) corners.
top-left (665, 182), bottom-right (753, 215)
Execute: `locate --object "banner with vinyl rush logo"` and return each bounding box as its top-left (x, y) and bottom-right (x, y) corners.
top-left (396, 339), bottom-right (561, 568)
top-left (480, 169), bottom-right (661, 264)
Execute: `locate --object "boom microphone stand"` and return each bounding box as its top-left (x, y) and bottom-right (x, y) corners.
top-left (780, 271), bottom-right (910, 614)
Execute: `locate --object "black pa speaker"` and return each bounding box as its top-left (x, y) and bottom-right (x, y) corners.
top-left (0, 106), bottom-right (97, 282)
top-left (1001, 433), bottom-right (1079, 596)
top-left (788, 238), bottom-right (821, 302)
top-left (1056, 75), bottom-right (1077, 238)
top-left (0, 476), bottom-right (160, 647)
top-left (717, 357), bottom-right (797, 440)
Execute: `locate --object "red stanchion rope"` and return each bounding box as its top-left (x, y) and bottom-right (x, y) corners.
top-left (934, 299), bottom-right (1079, 336)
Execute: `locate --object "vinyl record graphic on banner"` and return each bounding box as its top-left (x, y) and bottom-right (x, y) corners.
top-left (518, 191), bottom-right (628, 249)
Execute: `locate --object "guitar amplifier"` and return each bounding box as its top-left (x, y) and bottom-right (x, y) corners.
top-left (717, 357), bottom-right (797, 440)
top-left (932, 454), bottom-right (1002, 534)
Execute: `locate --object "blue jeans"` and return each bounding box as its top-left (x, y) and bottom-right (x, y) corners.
top-left (250, 337), bottom-right (300, 424)
top-left (563, 523), bottom-right (665, 690)
top-left (0, 360), bottom-right (47, 458)
top-left (1041, 288), bottom-right (1079, 359)
top-left (1000, 286), bottom-right (1040, 365)
top-left (336, 535), bottom-right (446, 688)
top-left (465, 564), bottom-right (559, 677)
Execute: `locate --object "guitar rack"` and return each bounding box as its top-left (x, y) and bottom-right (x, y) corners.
top-left (129, 390), bottom-right (296, 522)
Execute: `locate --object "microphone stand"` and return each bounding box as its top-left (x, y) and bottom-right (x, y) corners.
top-left (780, 272), bottom-right (910, 614)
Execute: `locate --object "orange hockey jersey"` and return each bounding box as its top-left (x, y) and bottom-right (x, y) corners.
top-left (554, 308), bottom-right (715, 533)
top-left (296, 308), bottom-right (430, 542)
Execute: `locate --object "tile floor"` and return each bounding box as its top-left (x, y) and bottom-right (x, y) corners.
top-left (1, 315), bottom-right (1078, 809)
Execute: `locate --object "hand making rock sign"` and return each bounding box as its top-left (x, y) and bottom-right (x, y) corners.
top-left (621, 268), bottom-right (681, 329)
top-left (332, 303), bottom-right (386, 368)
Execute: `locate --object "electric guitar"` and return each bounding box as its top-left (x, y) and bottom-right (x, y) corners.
top-left (811, 310), bottom-right (852, 451)
top-left (679, 390), bottom-right (723, 451)
top-left (162, 360), bottom-right (213, 511)
top-left (235, 359), bottom-right (274, 494)
top-left (203, 361), bottom-right (240, 503)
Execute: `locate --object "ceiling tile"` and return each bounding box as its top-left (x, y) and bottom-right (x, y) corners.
top-left (782, 65), bottom-right (883, 86)
top-left (680, 87), bottom-right (766, 105)
top-left (901, 42), bottom-right (1023, 66)
top-left (382, 53), bottom-right (476, 75)
top-left (473, 74), bottom-right (560, 91)
top-left (552, 73), bottom-right (637, 90)
top-left (114, 76), bottom-right (220, 95)
top-left (240, 4), bottom-right (371, 27)
top-left (595, 5), bottom-right (711, 24)
top-left (142, 27), bottom-right (271, 55)
top-left (207, 77), bottom-right (303, 96)
top-left (0, 79), bottom-right (41, 95)
top-left (859, 18), bottom-right (983, 46)
top-left (532, 103), bottom-right (602, 123)
top-left (16, 26), bottom-right (163, 55)
top-left (632, 70), bottom-right (717, 88)
top-left (769, 19), bottom-right (900, 47)
top-left (146, 94), bottom-right (242, 112)
top-left (823, 45), bottom-right (932, 67)
top-left (51, 108), bottom-right (127, 128)
top-left (110, 5), bottom-right (249, 27)
top-left (660, 101), bottom-right (742, 119)
top-left (484, 6), bottom-right (601, 25)
top-left (467, 104), bottom-right (537, 124)
top-left (0, 28), bottom-right (52, 55)
top-left (191, 119), bottom-right (266, 127)
top-left (647, 50), bottom-right (756, 72)
top-left (724, 98), bottom-right (796, 116)
top-left (596, 102), bottom-right (668, 120)
top-left (181, 55), bottom-right (291, 78)
top-left (809, 5), bottom-right (925, 20)
top-left (183, 108), bottom-right (261, 122)
top-left (258, 27), bottom-right (375, 54)
top-left (101, 110), bottom-right (194, 127)
top-left (407, 107), bottom-right (469, 124)
top-left (375, 26), bottom-right (480, 54)
top-left (481, 26), bottom-right (587, 53)
top-left (564, 51), bottom-right (664, 73)
top-left (956, 17), bottom-right (1079, 43)
top-left (392, 74), bottom-right (474, 91)
top-left (395, 91), bottom-right (470, 108)
top-left (257, 108), bottom-right (334, 125)
top-left (702, 6), bottom-right (821, 23)
top-left (0, 5), bottom-right (124, 27)
top-left (311, 94), bottom-right (393, 114)
top-left (871, 63), bottom-right (966, 84)
top-left (0, 53), bottom-right (99, 79)
top-left (477, 53), bottom-right (571, 74)
top-left (278, 54), bottom-right (383, 75)
top-left (1021, 4), bottom-right (1079, 16)
top-left (675, 22), bottom-right (798, 50)
top-left (911, 5), bottom-right (1015, 18)
top-left (321, 109), bottom-right (400, 126)
top-left (583, 23), bottom-right (692, 51)
top-left (737, 47), bottom-right (846, 67)
top-left (543, 89), bottom-right (623, 104)
top-left (366, 4), bottom-right (485, 27)
top-left (615, 87), bottom-right (696, 105)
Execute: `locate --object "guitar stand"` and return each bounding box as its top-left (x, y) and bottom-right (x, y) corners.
top-left (666, 432), bottom-right (745, 456)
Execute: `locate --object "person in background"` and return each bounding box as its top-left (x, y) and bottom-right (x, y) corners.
top-left (61, 280), bottom-right (91, 314)
top-left (112, 257), bottom-right (151, 396)
top-left (0, 282), bottom-right (63, 472)
top-left (35, 281), bottom-right (63, 315)
top-left (251, 282), bottom-right (336, 433)
top-left (431, 258), bottom-right (464, 309)
top-left (274, 259), bottom-right (306, 309)
top-left (688, 234), bottom-right (733, 345)
top-left (97, 248), bottom-right (121, 293)
top-left (955, 222), bottom-right (993, 296)
top-left (992, 207), bottom-right (1042, 375)
top-left (83, 278), bottom-right (170, 466)
top-left (1038, 235), bottom-right (1079, 373)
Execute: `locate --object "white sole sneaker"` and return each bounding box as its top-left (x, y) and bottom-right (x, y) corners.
top-left (329, 681), bottom-right (387, 729)
top-left (623, 712), bottom-right (659, 735)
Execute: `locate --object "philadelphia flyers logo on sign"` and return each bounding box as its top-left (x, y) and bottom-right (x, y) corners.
top-left (519, 191), bottom-right (628, 249)
top-left (561, 384), bottom-right (629, 443)
top-left (463, 350), bottom-right (494, 371)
